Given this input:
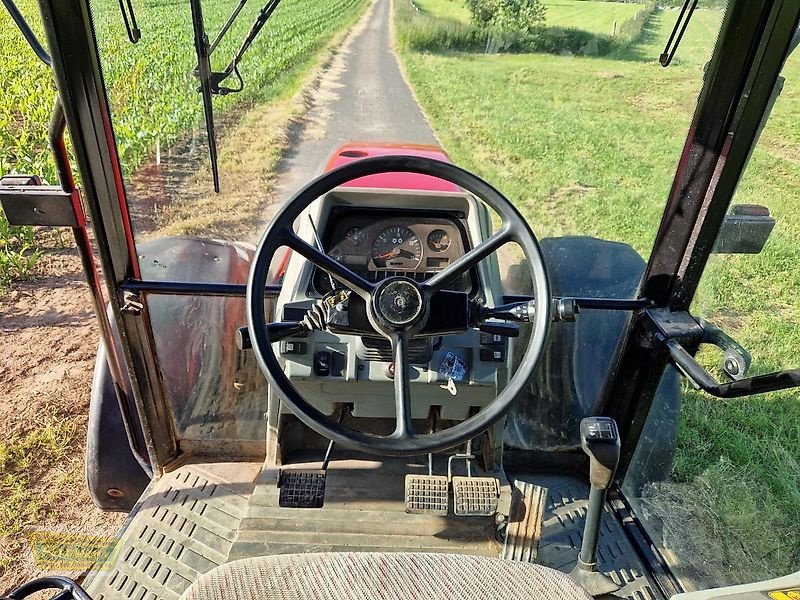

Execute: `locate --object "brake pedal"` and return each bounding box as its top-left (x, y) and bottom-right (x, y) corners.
top-left (405, 474), bottom-right (449, 515)
top-left (278, 469), bottom-right (326, 508)
top-left (452, 476), bottom-right (500, 516)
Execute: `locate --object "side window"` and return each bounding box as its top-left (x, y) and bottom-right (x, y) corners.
top-left (624, 46), bottom-right (800, 589)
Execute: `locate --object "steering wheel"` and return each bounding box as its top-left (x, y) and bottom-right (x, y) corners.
top-left (247, 155), bottom-right (551, 456)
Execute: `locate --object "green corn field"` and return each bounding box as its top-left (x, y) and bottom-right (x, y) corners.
top-left (0, 0), bottom-right (366, 285)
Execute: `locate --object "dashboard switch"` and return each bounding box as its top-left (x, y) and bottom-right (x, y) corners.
top-left (480, 332), bottom-right (505, 346)
top-left (480, 348), bottom-right (506, 362)
top-left (280, 340), bottom-right (307, 355)
top-left (314, 351), bottom-right (331, 376)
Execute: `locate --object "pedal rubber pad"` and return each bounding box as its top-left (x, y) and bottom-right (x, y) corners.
top-left (405, 474), bottom-right (449, 515)
top-left (452, 476), bottom-right (500, 516)
top-left (278, 469), bottom-right (326, 508)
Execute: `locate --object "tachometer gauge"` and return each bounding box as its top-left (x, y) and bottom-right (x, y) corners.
top-left (344, 226), bottom-right (366, 246)
top-left (371, 226), bottom-right (422, 269)
top-left (427, 229), bottom-right (451, 252)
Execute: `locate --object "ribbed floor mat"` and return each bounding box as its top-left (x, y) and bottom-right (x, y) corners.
top-left (84, 462), bottom-right (259, 600)
top-left (514, 473), bottom-right (660, 600)
top-left (83, 461), bottom-right (660, 599)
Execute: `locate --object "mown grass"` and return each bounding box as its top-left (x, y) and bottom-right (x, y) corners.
top-left (0, 416), bottom-right (77, 573)
top-left (396, 2), bottom-right (799, 584)
top-left (541, 0), bottom-right (643, 35)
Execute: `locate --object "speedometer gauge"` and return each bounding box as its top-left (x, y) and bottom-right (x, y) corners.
top-left (371, 226), bottom-right (422, 269)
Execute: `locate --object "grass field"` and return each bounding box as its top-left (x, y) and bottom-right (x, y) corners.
top-left (414, 0), bottom-right (644, 35)
top-left (396, 2), bottom-right (799, 585)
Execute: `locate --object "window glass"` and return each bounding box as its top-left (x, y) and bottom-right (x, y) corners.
top-left (625, 38), bottom-right (800, 589)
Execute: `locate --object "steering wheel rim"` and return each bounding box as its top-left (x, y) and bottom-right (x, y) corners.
top-left (247, 155), bottom-right (551, 456)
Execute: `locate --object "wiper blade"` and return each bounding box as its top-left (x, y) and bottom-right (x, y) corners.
top-left (659, 0), bottom-right (698, 67)
top-left (209, 0), bottom-right (248, 54)
top-left (190, 0), bottom-right (220, 193)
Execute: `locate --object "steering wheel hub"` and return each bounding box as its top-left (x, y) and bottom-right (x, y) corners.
top-left (372, 277), bottom-right (426, 330)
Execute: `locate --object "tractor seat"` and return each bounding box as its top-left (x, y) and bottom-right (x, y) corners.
top-left (180, 552), bottom-right (592, 599)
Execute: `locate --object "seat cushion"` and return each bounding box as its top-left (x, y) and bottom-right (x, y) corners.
top-left (180, 552), bottom-right (591, 600)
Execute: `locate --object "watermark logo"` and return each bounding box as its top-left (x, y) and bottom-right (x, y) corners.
top-left (26, 530), bottom-right (120, 571)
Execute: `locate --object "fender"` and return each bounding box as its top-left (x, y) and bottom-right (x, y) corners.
top-left (505, 236), bottom-right (680, 486)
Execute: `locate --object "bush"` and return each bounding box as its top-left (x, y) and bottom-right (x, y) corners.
top-left (464, 0), bottom-right (546, 35)
top-left (396, 0), bottom-right (655, 57)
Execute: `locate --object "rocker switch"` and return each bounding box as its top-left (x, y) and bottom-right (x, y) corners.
top-left (280, 341), bottom-right (307, 355)
top-left (314, 351), bottom-right (331, 377)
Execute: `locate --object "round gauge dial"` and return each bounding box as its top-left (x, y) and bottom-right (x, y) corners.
top-left (371, 226), bottom-right (422, 269)
top-left (344, 226), bottom-right (367, 246)
top-left (427, 229), bottom-right (452, 252)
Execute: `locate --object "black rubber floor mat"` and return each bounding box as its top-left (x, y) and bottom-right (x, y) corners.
top-left (510, 473), bottom-right (661, 600)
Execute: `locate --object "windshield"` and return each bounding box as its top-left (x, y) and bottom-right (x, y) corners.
top-left (88, 1), bottom-right (720, 431)
top-left (88, 0), bottom-right (728, 449)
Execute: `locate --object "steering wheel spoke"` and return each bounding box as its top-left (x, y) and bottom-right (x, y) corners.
top-left (284, 231), bottom-right (374, 297)
top-left (423, 227), bottom-right (514, 293)
top-left (390, 332), bottom-right (415, 439)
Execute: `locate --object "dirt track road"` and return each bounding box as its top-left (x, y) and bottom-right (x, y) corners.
top-left (0, 0), bottom-right (436, 590)
top-left (272, 0), bottom-right (438, 208)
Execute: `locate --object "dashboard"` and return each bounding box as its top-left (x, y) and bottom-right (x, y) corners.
top-left (310, 208), bottom-right (474, 295)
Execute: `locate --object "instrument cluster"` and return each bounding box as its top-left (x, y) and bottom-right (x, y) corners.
top-left (310, 209), bottom-right (472, 295)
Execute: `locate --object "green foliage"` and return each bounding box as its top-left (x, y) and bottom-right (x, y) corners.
top-left (397, 0), bottom-right (655, 56)
top-left (0, 216), bottom-right (40, 287)
top-left (465, 0), bottom-right (546, 34)
top-left (396, 5), bottom-right (799, 581)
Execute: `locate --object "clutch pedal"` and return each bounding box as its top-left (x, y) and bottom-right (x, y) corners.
top-left (452, 476), bottom-right (500, 516)
top-left (278, 469), bottom-right (326, 508)
top-left (404, 474), bottom-right (449, 515)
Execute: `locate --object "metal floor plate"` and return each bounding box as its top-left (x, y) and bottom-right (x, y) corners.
top-left (230, 457), bottom-right (498, 560)
top-left (84, 462), bottom-right (259, 600)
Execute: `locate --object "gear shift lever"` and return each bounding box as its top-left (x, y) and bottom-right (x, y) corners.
top-left (570, 417), bottom-right (622, 596)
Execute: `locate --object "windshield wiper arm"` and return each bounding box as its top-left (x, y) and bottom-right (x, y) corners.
top-left (1, 0), bottom-right (51, 65)
top-left (210, 0), bottom-right (283, 95)
top-left (659, 0), bottom-right (698, 67)
top-left (209, 0), bottom-right (249, 54)
top-left (117, 0), bottom-right (141, 44)
top-left (190, 0), bottom-right (220, 193)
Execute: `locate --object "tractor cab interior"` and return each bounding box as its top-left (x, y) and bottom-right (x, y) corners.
top-left (1, 0), bottom-right (800, 599)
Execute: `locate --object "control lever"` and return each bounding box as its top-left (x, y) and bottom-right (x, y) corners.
top-left (569, 417), bottom-right (622, 597)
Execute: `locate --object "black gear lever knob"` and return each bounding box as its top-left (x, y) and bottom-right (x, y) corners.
top-left (579, 417), bottom-right (620, 490)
